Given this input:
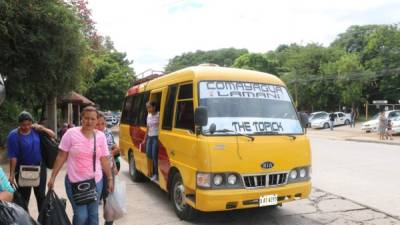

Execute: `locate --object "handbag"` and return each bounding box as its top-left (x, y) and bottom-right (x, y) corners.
top-left (18, 165), bottom-right (41, 187)
top-left (17, 130), bottom-right (41, 187)
top-left (70, 132), bottom-right (98, 205)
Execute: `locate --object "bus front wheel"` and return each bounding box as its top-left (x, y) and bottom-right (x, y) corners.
top-left (170, 173), bottom-right (196, 220)
top-left (129, 151), bottom-right (144, 182)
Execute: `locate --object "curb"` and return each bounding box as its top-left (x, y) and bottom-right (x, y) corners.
top-left (344, 138), bottom-right (400, 146)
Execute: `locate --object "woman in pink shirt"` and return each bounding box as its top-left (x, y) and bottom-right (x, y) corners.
top-left (48, 106), bottom-right (113, 225)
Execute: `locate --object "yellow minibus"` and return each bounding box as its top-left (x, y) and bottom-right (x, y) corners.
top-left (119, 66), bottom-right (311, 220)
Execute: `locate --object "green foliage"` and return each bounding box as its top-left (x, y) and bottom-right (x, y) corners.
top-left (165, 48), bottom-right (248, 73)
top-left (333, 24), bottom-right (400, 104)
top-left (0, 0), bottom-right (87, 106)
top-left (0, 99), bottom-right (24, 146)
top-left (233, 53), bottom-right (278, 74)
top-left (86, 51), bottom-right (135, 110)
top-left (164, 27), bottom-right (400, 112)
top-left (278, 44), bottom-right (342, 110)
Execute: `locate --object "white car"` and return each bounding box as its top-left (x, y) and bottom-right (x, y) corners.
top-left (311, 112), bottom-right (351, 129)
top-left (361, 110), bottom-right (400, 133)
top-left (306, 111), bottom-right (328, 127)
top-left (391, 117), bottom-right (400, 134)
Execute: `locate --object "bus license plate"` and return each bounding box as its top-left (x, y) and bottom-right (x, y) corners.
top-left (259, 194), bottom-right (278, 207)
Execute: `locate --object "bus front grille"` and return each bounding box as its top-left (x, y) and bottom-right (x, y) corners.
top-left (243, 173), bottom-right (288, 188)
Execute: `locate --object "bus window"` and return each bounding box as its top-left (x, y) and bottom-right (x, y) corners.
top-left (162, 85), bottom-right (178, 130)
top-left (175, 83), bottom-right (194, 131)
top-left (121, 95), bottom-right (134, 124)
top-left (138, 92), bottom-right (150, 126)
top-left (178, 83), bottom-right (193, 99)
top-left (130, 95), bottom-right (142, 124)
top-left (150, 92), bottom-right (162, 112)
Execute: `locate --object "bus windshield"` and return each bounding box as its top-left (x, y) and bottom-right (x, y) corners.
top-left (199, 81), bottom-right (303, 135)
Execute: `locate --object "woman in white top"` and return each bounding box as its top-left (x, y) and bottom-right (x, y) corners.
top-left (142, 101), bottom-right (159, 181)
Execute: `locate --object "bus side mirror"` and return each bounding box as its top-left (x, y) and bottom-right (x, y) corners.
top-left (298, 112), bottom-right (308, 129)
top-left (194, 107), bottom-right (208, 126)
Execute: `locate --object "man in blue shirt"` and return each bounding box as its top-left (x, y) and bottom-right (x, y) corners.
top-left (6, 111), bottom-right (55, 212)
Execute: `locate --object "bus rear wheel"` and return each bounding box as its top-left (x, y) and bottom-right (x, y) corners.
top-left (129, 151), bottom-right (144, 182)
top-left (170, 173), bottom-right (196, 220)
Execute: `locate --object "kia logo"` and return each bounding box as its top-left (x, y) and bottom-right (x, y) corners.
top-left (261, 161), bottom-right (274, 169)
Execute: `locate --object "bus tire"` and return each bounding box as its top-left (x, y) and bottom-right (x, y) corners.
top-left (170, 172), bottom-right (197, 220)
top-left (129, 150), bottom-right (144, 182)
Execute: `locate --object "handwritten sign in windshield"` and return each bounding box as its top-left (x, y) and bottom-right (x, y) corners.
top-left (199, 81), bottom-right (303, 134)
top-left (200, 81), bottom-right (291, 101)
top-left (207, 117), bottom-right (300, 134)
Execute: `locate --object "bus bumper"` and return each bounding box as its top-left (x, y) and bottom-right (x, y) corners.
top-left (194, 181), bottom-right (311, 212)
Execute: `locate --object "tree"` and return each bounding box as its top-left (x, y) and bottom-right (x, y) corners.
top-left (0, 0), bottom-right (87, 115)
top-left (233, 53), bottom-right (278, 74)
top-left (164, 48), bottom-right (248, 73)
top-left (321, 53), bottom-right (373, 108)
top-left (278, 43), bottom-right (341, 111)
top-left (86, 51), bottom-right (135, 110)
top-left (332, 24), bottom-right (400, 103)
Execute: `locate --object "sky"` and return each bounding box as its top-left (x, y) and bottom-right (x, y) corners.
top-left (87, 0), bottom-right (400, 75)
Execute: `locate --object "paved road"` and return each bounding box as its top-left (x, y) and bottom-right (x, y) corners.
top-left (311, 137), bottom-right (400, 218)
top-left (21, 135), bottom-right (400, 224)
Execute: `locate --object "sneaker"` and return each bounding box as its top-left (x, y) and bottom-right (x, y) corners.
top-left (151, 175), bottom-right (158, 182)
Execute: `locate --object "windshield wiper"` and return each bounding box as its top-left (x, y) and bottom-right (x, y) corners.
top-left (213, 129), bottom-right (255, 142)
top-left (252, 131), bottom-right (297, 140)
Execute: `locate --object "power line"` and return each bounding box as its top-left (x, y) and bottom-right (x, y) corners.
top-left (286, 67), bottom-right (400, 85)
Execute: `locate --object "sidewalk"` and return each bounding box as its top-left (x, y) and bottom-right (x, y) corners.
top-left (306, 123), bottom-right (400, 145)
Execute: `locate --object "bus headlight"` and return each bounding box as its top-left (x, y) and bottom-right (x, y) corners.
top-left (299, 168), bottom-right (307, 178)
top-left (197, 172), bottom-right (242, 189)
top-left (197, 173), bottom-right (211, 188)
top-left (290, 170), bottom-right (298, 180)
top-left (213, 174), bottom-right (224, 186)
top-left (227, 174), bottom-right (237, 185)
top-left (288, 166), bottom-right (311, 183)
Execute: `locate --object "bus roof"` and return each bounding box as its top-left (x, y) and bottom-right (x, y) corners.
top-left (126, 66), bottom-right (285, 96)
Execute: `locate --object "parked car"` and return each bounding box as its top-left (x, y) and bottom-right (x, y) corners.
top-left (311, 112), bottom-right (351, 129)
top-left (361, 110), bottom-right (400, 133)
top-left (390, 117), bottom-right (400, 134)
top-left (307, 111), bottom-right (328, 127)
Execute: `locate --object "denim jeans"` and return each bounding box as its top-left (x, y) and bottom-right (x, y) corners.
top-left (330, 121), bottom-right (335, 130)
top-left (146, 136), bottom-right (159, 176)
top-left (65, 176), bottom-right (103, 225)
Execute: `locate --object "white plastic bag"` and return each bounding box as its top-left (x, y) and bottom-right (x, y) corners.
top-left (104, 176), bottom-right (126, 221)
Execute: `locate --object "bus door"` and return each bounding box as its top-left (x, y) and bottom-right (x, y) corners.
top-left (147, 90), bottom-right (163, 176)
top-left (159, 83), bottom-right (198, 189)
